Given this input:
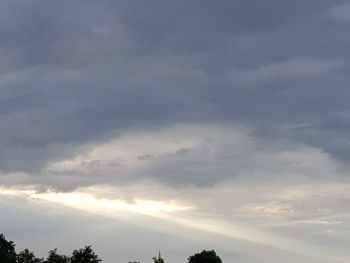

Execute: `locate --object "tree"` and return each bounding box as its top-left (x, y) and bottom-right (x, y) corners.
top-left (0, 234), bottom-right (16, 263)
top-left (70, 246), bottom-right (101, 263)
top-left (152, 251), bottom-right (165, 263)
top-left (44, 249), bottom-right (68, 263)
top-left (188, 250), bottom-right (222, 263)
top-left (17, 249), bottom-right (43, 263)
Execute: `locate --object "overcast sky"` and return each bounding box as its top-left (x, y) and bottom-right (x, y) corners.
top-left (1, 1), bottom-right (350, 262)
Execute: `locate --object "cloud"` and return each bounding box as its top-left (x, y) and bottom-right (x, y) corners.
top-left (0, 0), bottom-right (348, 175)
top-left (0, 123), bottom-right (345, 192)
top-left (329, 3), bottom-right (350, 22)
top-left (247, 57), bottom-right (344, 79)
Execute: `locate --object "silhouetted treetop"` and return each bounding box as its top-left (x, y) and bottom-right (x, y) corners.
top-left (70, 245), bottom-right (101, 263)
top-left (188, 250), bottom-right (222, 263)
top-left (0, 233), bottom-right (224, 263)
top-left (17, 248), bottom-right (43, 263)
top-left (45, 248), bottom-right (69, 263)
top-left (0, 234), bottom-right (16, 263)
top-left (152, 251), bottom-right (165, 263)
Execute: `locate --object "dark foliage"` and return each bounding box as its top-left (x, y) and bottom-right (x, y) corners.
top-left (45, 249), bottom-right (69, 263)
top-left (17, 249), bottom-right (43, 263)
top-left (0, 233), bottom-right (224, 263)
top-left (0, 234), bottom-right (16, 263)
top-left (70, 246), bottom-right (102, 263)
top-left (188, 250), bottom-right (222, 263)
top-left (152, 251), bottom-right (165, 263)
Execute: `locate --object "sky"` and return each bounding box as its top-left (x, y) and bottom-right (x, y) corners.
top-left (0, 0), bottom-right (350, 262)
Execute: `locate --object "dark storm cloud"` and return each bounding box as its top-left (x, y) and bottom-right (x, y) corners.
top-left (0, 0), bottom-right (349, 181)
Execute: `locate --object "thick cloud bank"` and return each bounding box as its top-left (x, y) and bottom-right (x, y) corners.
top-left (0, 0), bottom-right (349, 173)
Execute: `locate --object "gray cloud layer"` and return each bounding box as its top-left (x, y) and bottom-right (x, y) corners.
top-left (0, 0), bottom-right (349, 185)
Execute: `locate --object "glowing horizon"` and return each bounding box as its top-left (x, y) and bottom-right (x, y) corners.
top-left (0, 185), bottom-right (345, 263)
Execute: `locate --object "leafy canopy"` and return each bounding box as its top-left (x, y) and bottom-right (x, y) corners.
top-left (0, 234), bottom-right (16, 263)
top-left (70, 246), bottom-right (102, 263)
top-left (17, 249), bottom-right (43, 263)
top-left (45, 249), bottom-right (69, 263)
top-left (188, 250), bottom-right (222, 263)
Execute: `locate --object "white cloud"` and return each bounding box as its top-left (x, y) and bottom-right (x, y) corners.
top-left (42, 123), bottom-right (347, 192)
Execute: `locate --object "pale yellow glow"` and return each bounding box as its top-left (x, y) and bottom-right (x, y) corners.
top-left (0, 186), bottom-right (191, 216)
top-left (0, 186), bottom-right (339, 263)
top-left (31, 191), bottom-right (191, 215)
top-left (0, 187), bottom-right (36, 196)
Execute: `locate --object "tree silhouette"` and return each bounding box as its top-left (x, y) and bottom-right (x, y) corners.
top-left (0, 234), bottom-right (16, 263)
top-left (17, 249), bottom-right (43, 263)
top-left (152, 251), bottom-right (165, 263)
top-left (188, 250), bottom-right (222, 263)
top-left (70, 246), bottom-right (101, 263)
top-left (1, 232), bottom-right (226, 263)
top-left (44, 249), bottom-right (68, 263)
